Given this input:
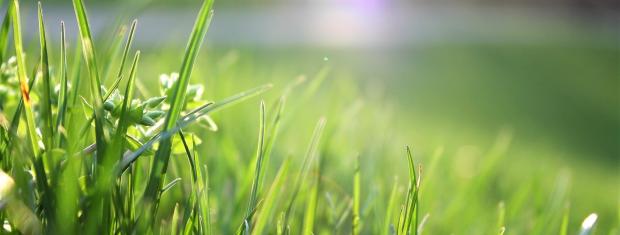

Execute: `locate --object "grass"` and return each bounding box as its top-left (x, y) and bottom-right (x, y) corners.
top-left (0, 0), bottom-right (618, 234)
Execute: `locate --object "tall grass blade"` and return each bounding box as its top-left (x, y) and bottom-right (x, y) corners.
top-left (253, 159), bottom-right (290, 234)
top-left (240, 100), bottom-right (267, 234)
top-left (37, 2), bottom-right (55, 151)
top-left (559, 205), bottom-right (569, 235)
top-left (111, 51), bottom-right (140, 155)
top-left (114, 19), bottom-right (137, 82)
top-left (398, 146), bottom-right (419, 235)
top-left (353, 155), bottom-right (362, 235)
top-left (302, 155), bottom-right (320, 235)
top-left (283, 117), bottom-right (326, 233)
top-left (72, 0), bottom-right (107, 157)
top-left (55, 21), bottom-right (69, 147)
top-left (383, 178), bottom-right (399, 235)
top-left (11, 0), bottom-right (39, 157)
top-left (0, 2), bottom-right (11, 61)
top-left (141, 0), bottom-right (214, 223)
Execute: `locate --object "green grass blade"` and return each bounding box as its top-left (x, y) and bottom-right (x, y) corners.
top-left (113, 19), bottom-right (137, 83)
top-left (302, 156), bottom-right (320, 235)
top-left (194, 145), bottom-right (211, 235)
top-left (237, 101), bottom-right (267, 234)
top-left (0, 2), bottom-right (12, 61)
top-left (72, 0), bottom-right (107, 157)
top-left (11, 0), bottom-right (40, 157)
top-left (253, 159), bottom-right (290, 234)
top-left (111, 51), bottom-right (140, 155)
top-left (141, 0), bottom-right (214, 222)
top-left (55, 21), bottom-right (69, 147)
top-left (399, 146), bottom-right (419, 235)
top-left (383, 178), bottom-right (399, 235)
top-left (8, 62), bottom-right (39, 138)
top-left (283, 117), bottom-right (326, 232)
top-left (259, 96), bottom-right (286, 187)
top-left (353, 155), bottom-right (362, 235)
top-left (37, 1), bottom-right (55, 151)
top-left (559, 205), bottom-right (569, 235)
top-left (497, 201), bottom-right (506, 235)
top-left (245, 100), bottom-right (266, 218)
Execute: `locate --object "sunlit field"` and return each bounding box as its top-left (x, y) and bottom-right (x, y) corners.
top-left (0, 0), bottom-right (618, 234)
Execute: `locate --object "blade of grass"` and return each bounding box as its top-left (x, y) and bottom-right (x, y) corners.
top-left (398, 146), bottom-right (419, 235)
top-left (55, 21), bottom-right (69, 147)
top-left (353, 155), bottom-right (362, 235)
top-left (497, 201), bottom-right (505, 235)
top-left (283, 117), bottom-right (327, 233)
top-left (194, 143), bottom-right (211, 235)
top-left (113, 19), bottom-right (137, 83)
top-left (141, 0), bottom-right (214, 223)
top-left (11, 0), bottom-right (39, 157)
top-left (72, 0), bottom-right (107, 158)
top-left (76, 19), bottom-right (137, 139)
top-left (259, 96), bottom-right (286, 188)
top-left (246, 101), bottom-right (266, 217)
top-left (302, 154), bottom-right (321, 235)
top-left (237, 101), bottom-right (267, 234)
top-left (37, 1), bottom-right (55, 152)
top-left (0, 2), bottom-right (12, 61)
top-left (96, 53), bottom-right (141, 231)
top-left (111, 51), bottom-right (140, 156)
top-left (252, 159), bottom-right (290, 234)
top-left (559, 204), bottom-right (569, 235)
top-left (8, 62), bottom-right (39, 138)
top-left (383, 177), bottom-right (399, 235)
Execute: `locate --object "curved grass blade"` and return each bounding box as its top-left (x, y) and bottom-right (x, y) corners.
top-left (141, 1), bottom-right (214, 222)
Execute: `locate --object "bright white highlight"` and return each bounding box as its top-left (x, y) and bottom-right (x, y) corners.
top-left (579, 213), bottom-right (598, 235)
